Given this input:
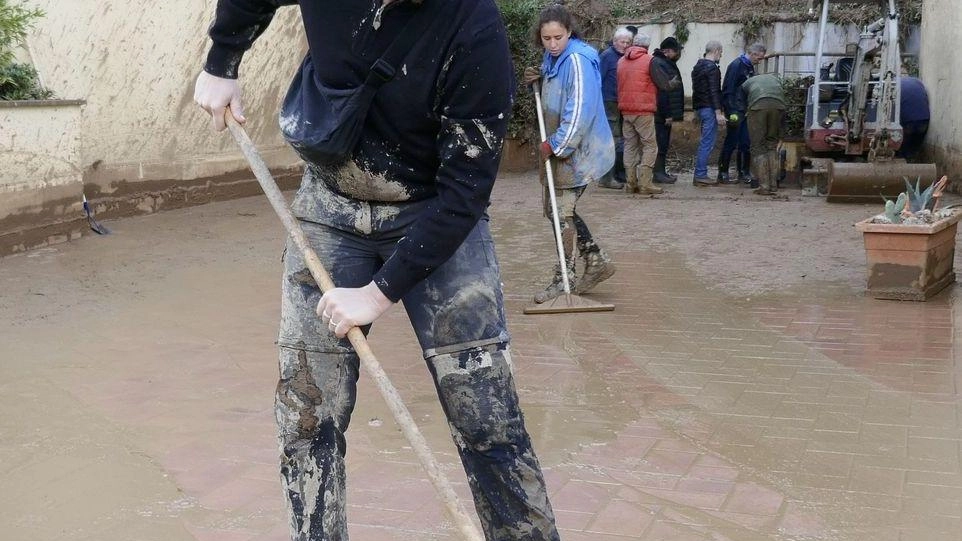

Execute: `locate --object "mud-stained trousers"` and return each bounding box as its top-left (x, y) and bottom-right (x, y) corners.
top-left (276, 197), bottom-right (560, 541)
top-left (746, 104), bottom-right (785, 191)
top-left (541, 185), bottom-right (602, 265)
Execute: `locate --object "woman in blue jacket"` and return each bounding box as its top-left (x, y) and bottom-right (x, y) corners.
top-left (525, 4), bottom-right (616, 304)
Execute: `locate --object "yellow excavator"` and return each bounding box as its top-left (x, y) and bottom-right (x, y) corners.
top-left (802, 0), bottom-right (936, 202)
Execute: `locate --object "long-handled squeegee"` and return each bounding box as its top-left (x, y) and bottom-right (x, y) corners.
top-left (224, 111), bottom-right (484, 541)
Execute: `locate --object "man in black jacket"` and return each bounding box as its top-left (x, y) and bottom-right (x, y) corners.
top-left (690, 41), bottom-right (728, 185)
top-left (718, 43), bottom-right (766, 185)
top-left (193, 1), bottom-right (562, 539)
top-left (652, 36), bottom-right (685, 184)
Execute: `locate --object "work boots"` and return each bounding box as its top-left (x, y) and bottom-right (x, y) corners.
top-left (533, 262), bottom-right (576, 304)
top-left (738, 152), bottom-right (755, 184)
top-left (636, 165), bottom-right (663, 195)
top-left (652, 155), bottom-right (677, 184)
top-left (624, 165), bottom-right (639, 194)
top-left (573, 250), bottom-right (616, 294)
top-left (752, 152), bottom-right (778, 195)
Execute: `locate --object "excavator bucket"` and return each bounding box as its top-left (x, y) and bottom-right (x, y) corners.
top-left (824, 161), bottom-right (938, 203)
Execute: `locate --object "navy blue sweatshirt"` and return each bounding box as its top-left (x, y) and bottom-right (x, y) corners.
top-left (204, 0), bottom-right (514, 302)
top-left (721, 54), bottom-right (755, 115)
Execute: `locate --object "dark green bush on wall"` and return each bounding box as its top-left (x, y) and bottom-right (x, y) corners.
top-left (0, 0), bottom-right (51, 100)
top-left (498, 0), bottom-right (546, 139)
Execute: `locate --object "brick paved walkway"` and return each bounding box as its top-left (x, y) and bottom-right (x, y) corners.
top-left (1, 173), bottom-right (960, 541)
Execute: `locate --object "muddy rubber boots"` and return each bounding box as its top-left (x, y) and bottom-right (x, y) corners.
top-left (573, 250), bottom-right (615, 294)
top-left (533, 261), bottom-right (576, 304)
top-left (752, 151), bottom-right (778, 195)
top-left (636, 165), bottom-right (663, 195)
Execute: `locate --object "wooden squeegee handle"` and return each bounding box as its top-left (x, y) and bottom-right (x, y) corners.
top-left (223, 111), bottom-right (484, 541)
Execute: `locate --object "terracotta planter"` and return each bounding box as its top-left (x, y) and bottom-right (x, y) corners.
top-left (855, 212), bottom-right (962, 300)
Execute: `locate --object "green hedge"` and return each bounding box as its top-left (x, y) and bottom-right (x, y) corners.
top-left (0, 0), bottom-right (51, 100)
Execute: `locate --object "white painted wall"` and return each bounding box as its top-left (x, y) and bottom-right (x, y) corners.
top-left (920, 0), bottom-right (961, 179)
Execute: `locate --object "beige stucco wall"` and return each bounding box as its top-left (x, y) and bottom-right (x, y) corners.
top-left (22, 0), bottom-right (306, 203)
top-left (920, 0), bottom-right (961, 182)
top-left (0, 101), bottom-right (85, 253)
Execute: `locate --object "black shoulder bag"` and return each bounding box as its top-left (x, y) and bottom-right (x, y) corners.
top-left (279, 3), bottom-right (443, 166)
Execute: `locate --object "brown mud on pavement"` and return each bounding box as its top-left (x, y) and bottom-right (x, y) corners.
top-left (2, 172), bottom-right (962, 540)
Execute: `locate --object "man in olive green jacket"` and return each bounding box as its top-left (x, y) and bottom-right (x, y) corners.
top-left (735, 73), bottom-right (785, 195)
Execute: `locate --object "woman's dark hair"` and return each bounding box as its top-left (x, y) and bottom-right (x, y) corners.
top-left (532, 4), bottom-right (580, 48)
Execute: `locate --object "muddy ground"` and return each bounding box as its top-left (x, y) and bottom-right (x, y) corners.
top-left (511, 169), bottom-right (962, 301)
top-left (3, 167), bottom-right (961, 541)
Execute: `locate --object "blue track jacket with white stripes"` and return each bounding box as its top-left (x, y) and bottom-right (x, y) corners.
top-left (540, 38), bottom-right (615, 188)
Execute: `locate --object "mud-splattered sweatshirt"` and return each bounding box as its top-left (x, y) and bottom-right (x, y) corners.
top-left (204, 0), bottom-right (513, 302)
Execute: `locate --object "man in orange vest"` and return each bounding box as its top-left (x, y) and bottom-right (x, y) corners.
top-left (617, 33), bottom-right (679, 195)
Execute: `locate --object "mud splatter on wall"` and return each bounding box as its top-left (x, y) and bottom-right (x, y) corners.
top-left (22, 0), bottom-right (307, 196)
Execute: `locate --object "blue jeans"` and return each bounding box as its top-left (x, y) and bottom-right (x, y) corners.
top-left (695, 107), bottom-right (718, 178)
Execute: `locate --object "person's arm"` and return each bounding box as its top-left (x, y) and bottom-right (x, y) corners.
top-left (734, 82), bottom-right (749, 118)
top-left (195, 0), bottom-right (296, 130)
top-left (650, 58), bottom-right (679, 92)
top-left (370, 14), bottom-right (513, 305)
top-left (670, 65), bottom-right (685, 121)
top-left (546, 53), bottom-right (595, 158)
top-left (709, 64), bottom-right (726, 122)
top-left (205, 0), bottom-right (295, 78)
top-left (721, 62), bottom-right (738, 115)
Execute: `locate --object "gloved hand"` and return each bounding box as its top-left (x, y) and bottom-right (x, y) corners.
top-left (316, 282), bottom-right (394, 338)
top-left (194, 71), bottom-right (246, 132)
top-left (523, 66), bottom-right (541, 86)
top-left (728, 113), bottom-right (741, 125)
top-left (539, 140), bottom-right (553, 161)
top-left (665, 118), bottom-right (673, 127)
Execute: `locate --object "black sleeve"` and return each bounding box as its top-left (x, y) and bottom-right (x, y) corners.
top-left (650, 58), bottom-right (676, 92)
top-left (371, 14), bottom-right (513, 302)
top-left (721, 62), bottom-right (740, 114)
top-left (709, 65), bottom-right (723, 111)
top-left (204, 0), bottom-right (297, 78)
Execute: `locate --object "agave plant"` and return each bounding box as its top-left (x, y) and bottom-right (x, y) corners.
top-left (873, 176), bottom-right (951, 225)
top-left (883, 192), bottom-right (907, 223)
top-left (903, 175), bottom-right (947, 213)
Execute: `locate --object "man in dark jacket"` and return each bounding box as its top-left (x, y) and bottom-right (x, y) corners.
top-left (735, 72), bottom-right (786, 195)
top-left (652, 36), bottom-right (685, 184)
top-left (718, 43), bottom-right (766, 185)
top-left (193, 1), bottom-right (562, 539)
top-left (598, 26), bottom-right (634, 189)
top-left (896, 74), bottom-right (930, 161)
top-left (690, 41), bottom-right (728, 185)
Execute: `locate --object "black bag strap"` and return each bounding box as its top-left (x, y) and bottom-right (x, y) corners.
top-left (363, 0), bottom-right (452, 88)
